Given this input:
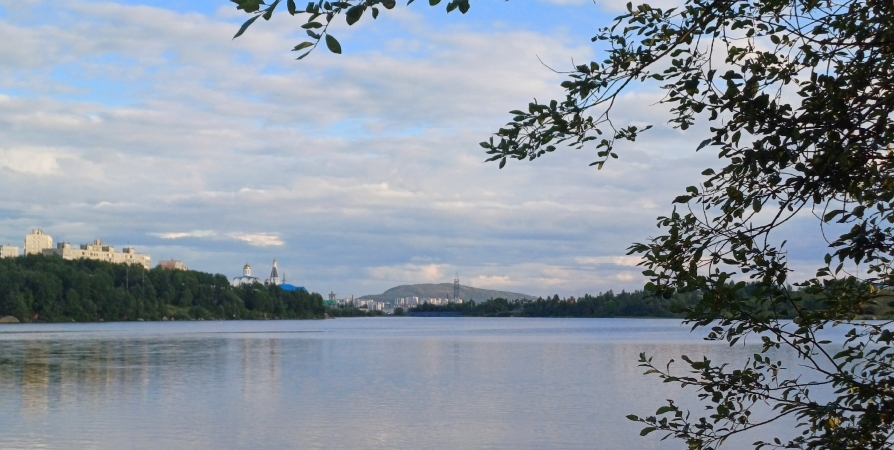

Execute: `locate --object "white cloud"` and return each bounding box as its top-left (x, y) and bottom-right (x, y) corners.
top-left (151, 230), bottom-right (218, 240)
top-left (0, 148), bottom-right (61, 175)
top-left (226, 232), bottom-right (285, 247)
top-left (367, 264), bottom-right (447, 284)
top-left (575, 256), bottom-right (642, 266)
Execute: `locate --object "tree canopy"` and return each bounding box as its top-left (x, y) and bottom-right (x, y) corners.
top-left (0, 254), bottom-right (325, 321)
top-left (233, 0), bottom-right (894, 448)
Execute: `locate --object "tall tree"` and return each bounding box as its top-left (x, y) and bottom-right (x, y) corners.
top-left (233, 0), bottom-right (894, 447)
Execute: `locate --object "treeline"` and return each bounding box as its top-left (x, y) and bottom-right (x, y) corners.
top-left (325, 306), bottom-right (383, 317)
top-left (0, 254), bottom-right (325, 322)
top-left (411, 297), bottom-right (519, 317)
top-left (520, 290), bottom-right (702, 318)
top-left (410, 290), bottom-right (702, 318)
top-left (410, 287), bottom-right (894, 319)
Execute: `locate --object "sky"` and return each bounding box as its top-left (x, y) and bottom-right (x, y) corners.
top-left (0, 0), bottom-right (829, 298)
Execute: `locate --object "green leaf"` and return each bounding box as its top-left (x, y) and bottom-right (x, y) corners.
top-left (292, 41), bottom-right (314, 51)
top-left (823, 210), bottom-right (845, 222)
top-left (346, 5), bottom-right (364, 25)
top-left (429, 0), bottom-right (441, 5)
top-left (233, 14), bottom-right (261, 39)
top-left (325, 34), bottom-right (342, 54)
top-left (640, 427), bottom-right (657, 436)
top-left (262, 0), bottom-right (280, 20)
top-left (233, 0), bottom-right (264, 13)
top-left (287, 0), bottom-right (297, 15)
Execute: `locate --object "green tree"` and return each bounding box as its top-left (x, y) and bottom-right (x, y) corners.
top-left (0, 288), bottom-right (30, 322)
top-left (235, 0), bottom-right (894, 447)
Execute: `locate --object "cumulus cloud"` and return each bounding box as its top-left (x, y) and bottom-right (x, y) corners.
top-left (0, 148), bottom-right (61, 175)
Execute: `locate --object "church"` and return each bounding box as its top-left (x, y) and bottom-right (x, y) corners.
top-left (231, 260), bottom-right (306, 291)
top-left (231, 259), bottom-right (282, 287)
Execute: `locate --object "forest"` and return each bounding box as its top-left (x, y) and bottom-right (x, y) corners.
top-left (410, 290), bottom-right (701, 318)
top-left (410, 287), bottom-right (894, 319)
top-left (0, 254), bottom-right (325, 322)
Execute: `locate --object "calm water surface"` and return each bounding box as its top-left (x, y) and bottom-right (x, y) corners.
top-left (0, 318), bottom-right (821, 449)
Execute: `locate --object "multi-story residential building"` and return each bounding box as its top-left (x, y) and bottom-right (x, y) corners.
top-left (44, 240), bottom-right (151, 269)
top-left (0, 245), bottom-right (19, 258)
top-left (157, 259), bottom-right (188, 271)
top-left (24, 229), bottom-right (52, 255)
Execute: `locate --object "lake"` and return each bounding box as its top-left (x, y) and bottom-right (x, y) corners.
top-left (0, 318), bottom-right (818, 449)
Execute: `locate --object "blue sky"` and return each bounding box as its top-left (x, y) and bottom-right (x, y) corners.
top-left (0, 0), bottom-right (830, 298)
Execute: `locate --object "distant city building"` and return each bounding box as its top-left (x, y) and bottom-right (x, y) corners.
top-left (44, 240), bottom-right (151, 269)
top-left (157, 260), bottom-right (188, 271)
top-left (232, 263), bottom-right (260, 286)
top-left (394, 296), bottom-right (420, 306)
top-left (24, 229), bottom-right (52, 255)
top-left (0, 245), bottom-right (19, 258)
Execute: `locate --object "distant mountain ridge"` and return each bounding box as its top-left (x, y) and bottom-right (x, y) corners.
top-left (360, 283), bottom-right (537, 303)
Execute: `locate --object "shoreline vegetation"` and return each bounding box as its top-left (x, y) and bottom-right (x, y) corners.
top-left (0, 254), bottom-right (326, 322)
top-left (1, 255), bottom-right (891, 323)
top-left (409, 292), bottom-right (702, 318)
top-left (410, 288), bottom-right (894, 319)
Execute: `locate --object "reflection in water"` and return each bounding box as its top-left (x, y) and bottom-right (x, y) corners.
top-left (0, 319), bottom-right (810, 450)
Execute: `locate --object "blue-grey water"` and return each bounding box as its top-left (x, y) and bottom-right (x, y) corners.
top-left (0, 318), bottom-right (829, 449)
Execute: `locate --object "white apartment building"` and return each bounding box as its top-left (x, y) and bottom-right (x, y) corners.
top-left (0, 245), bottom-right (19, 258)
top-left (24, 229), bottom-right (52, 255)
top-left (395, 296), bottom-right (420, 306)
top-left (44, 240), bottom-right (151, 269)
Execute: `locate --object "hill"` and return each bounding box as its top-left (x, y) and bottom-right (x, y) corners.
top-left (360, 283), bottom-right (536, 303)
